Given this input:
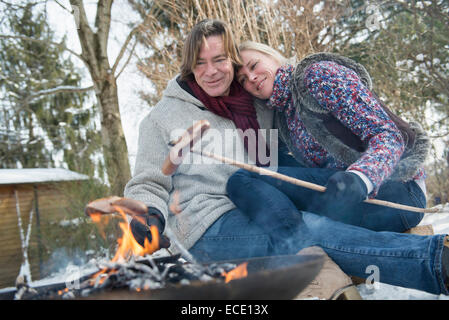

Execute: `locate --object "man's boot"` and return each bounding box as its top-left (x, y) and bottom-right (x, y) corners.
top-left (404, 224), bottom-right (434, 236)
top-left (294, 246), bottom-right (362, 300)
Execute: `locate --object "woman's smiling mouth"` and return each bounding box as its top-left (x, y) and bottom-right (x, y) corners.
top-left (257, 77), bottom-right (266, 91)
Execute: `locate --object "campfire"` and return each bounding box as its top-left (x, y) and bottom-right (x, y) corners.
top-left (12, 196), bottom-right (249, 300)
top-left (5, 196), bottom-right (323, 300)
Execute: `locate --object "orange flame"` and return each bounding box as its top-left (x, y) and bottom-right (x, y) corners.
top-left (58, 287), bottom-right (69, 295)
top-left (221, 262), bottom-right (248, 283)
top-left (111, 206), bottom-right (160, 262)
top-left (88, 206), bottom-right (161, 285)
top-left (89, 213), bottom-right (110, 239)
top-left (89, 268), bottom-right (109, 286)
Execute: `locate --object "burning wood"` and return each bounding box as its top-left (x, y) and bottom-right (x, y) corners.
top-left (12, 253), bottom-right (245, 300)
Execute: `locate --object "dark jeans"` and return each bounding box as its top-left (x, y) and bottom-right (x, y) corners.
top-left (189, 167), bottom-right (448, 295)
top-left (229, 166), bottom-right (426, 232)
top-left (190, 208), bottom-right (447, 295)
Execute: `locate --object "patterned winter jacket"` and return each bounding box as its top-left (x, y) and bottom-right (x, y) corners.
top-left (271, 53), bottom-right (430, 197)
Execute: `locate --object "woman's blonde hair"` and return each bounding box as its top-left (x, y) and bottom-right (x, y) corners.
top-left (238, 41), bottom-right (294, 66)
top-left (180, 19), bottom-right (242, 81)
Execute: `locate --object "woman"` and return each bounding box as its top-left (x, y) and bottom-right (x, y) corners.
top-left (228, 41), bottom-right (430, 233)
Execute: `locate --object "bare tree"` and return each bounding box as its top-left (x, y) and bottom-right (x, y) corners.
top-left (133, 0), bottom-right (348, 106)
top-left (67, 0), bottom-right (137, 195)
top-left (0, 0), bottom-right (144, 195)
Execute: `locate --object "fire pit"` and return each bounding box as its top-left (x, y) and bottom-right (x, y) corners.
top-left (93, 254), bottom-right (323, 300)
top-left (0, 253), bottom-right (323, 300)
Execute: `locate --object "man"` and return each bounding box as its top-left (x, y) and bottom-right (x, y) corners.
top-left (124, 19), bottom-right (277, 261)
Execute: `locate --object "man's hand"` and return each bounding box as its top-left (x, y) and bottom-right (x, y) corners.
top-left (130, 210), bottom-right (171, 249)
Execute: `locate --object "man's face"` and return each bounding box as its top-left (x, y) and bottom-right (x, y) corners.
top-left (192, 35), bottom-right (234, 97)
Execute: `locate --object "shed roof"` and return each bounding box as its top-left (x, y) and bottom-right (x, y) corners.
top-left (0, 168), bottom-right (89, 185)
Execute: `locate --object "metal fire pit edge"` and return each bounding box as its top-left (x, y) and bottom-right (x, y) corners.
top-left (81, 253), bottom-right (324, 300)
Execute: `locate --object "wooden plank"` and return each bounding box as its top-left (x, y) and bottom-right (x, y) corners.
top-left (0, 181), bottom-right (89, 288)
top-left (0, 184), bottom-right (40, 288)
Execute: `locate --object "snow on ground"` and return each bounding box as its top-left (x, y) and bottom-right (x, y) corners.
top-left (420, 203), bottom-right (449, 235)
top-left (358, 282), bottom-right (449, 300)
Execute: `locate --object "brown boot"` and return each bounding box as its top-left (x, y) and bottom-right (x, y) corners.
top-left (404, 224), bottom-right (434, 236)
top-left (294, 246), bottom-right (362, 300)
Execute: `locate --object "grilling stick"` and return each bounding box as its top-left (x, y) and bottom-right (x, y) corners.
top-left (162, 120), bottom-right (439, 214)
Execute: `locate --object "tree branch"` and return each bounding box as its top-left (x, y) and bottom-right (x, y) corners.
top-left (0, 0), bottom-right (46, 10)
top-left (0, 34), bottom-right (85, 63)
top-left (112, 26), bottom-right (139, 75)
top-left (115, 34), bottom-right (138, 79)
top-left (53, 0), bottom-right (72, 13)
top-left (24, 85), bottom-right (94, 104)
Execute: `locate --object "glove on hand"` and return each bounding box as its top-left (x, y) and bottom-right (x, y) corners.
top-left (308, 171), bottom-right (368, 221)
top-left (130, 208), bottom-right (171, 249)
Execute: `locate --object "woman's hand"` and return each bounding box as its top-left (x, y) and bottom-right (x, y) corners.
top-left (308, 171), bottom-right (368, 221)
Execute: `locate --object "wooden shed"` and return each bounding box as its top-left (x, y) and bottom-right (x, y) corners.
top-left (0, 168), bottom-right (88, 289)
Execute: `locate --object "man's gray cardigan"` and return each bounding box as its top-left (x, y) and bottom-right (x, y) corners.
top-left (124, 77), bottom-right (276, 253)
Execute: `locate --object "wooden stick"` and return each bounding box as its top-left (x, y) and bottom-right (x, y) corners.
top-left (194, 149), bottom-right (439, 214)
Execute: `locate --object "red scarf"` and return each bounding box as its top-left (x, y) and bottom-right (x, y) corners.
top-left (187, 80), bottom-right (270, 166)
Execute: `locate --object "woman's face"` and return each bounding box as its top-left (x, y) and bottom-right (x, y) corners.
top-left (236, 49), bottom-right (282, 100)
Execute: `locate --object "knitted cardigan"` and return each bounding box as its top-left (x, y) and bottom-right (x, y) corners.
top-left (272, 53), bottom-right (430, 195)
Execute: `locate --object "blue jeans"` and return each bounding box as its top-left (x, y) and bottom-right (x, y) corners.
top-left (230, 167), bottom-right (426, 232)
top-left (189, 170), bottom-right (448, 295)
